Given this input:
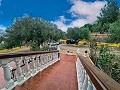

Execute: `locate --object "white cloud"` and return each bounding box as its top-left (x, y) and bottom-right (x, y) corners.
top-left (23, 13), bottom-right (29, 17)
top-left (52, 0), bottom-right (107, 32)
top-left (69, 0), bottom-right (107, 23)
top-left (51, 16), bottom-right (70, 32)
top-left (0, 25), bottom-right (6, 31)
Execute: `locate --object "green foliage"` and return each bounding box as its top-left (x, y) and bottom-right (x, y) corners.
top-left (4, 16), bottom-right (65, 50)
top-left (67, 27), bottom-right (90, 40)
top-left (89, 40), bottom-right (98, 65)
top-left (111, 69), bottom-right (120, 83)
top-left (107, 15), bottom-right (120, 43)
top-left (81, 24), bottom-right (93, 32)
top-left (98, 0), bottom-right (119, 24)
top-left (91, 22), bottom-right (102, 32)
top-left (99, 45), bottom-right (114, 69)
top-left (92, 0), bottom-right (119, 33)
top-left (90, 43), bottom-right (120, 83)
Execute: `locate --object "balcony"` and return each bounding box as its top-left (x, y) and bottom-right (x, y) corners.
top-left (0, 48), bottom-right (120, 90)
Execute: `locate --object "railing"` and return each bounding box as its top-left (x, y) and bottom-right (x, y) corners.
top-left (0, 50), bottom-right (60, 90)
top-left (76, 49), bottom-right (120, 90)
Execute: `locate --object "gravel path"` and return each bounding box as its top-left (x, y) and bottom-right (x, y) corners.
top-left (59, 44), bottom-right (90, 54)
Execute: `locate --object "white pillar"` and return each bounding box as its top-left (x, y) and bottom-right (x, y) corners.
top-left (77, 48), bottom-right (80, 54)
top-left (83, 74), bottom-right (88, 90)
top-left (40, 54), bottom-right (44, 65)
top-left (1, 59), bottom-right (14, 89)
top-left (14, 57), bottom-right (24, 82)
top-left (31, 55), bottom-right (36, 74)
top-left (24, 56), bottom-right (31, 77)
top-left (87, 76), bottom-right (93, 90)
top-left (81, 70), bottom-right (85, 84)
top-left (36, 55), bottom-right (40, 71)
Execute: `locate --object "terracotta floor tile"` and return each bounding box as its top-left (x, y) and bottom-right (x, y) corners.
top-left (13, 50), bottom-right (78, 90)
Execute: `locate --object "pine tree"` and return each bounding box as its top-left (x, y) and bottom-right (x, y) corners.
top-left (98, 0), bottom-right (119, 24)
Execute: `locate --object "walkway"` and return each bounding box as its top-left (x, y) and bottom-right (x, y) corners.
top-left (13, 50), bottom-right (78, 90)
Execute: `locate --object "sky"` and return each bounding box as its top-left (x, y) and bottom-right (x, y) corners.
top-left (0, 0), bottom-right (120, 32)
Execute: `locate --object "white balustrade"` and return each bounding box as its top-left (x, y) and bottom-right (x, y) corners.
top-left (76, 54), bottom-right (96, 90)
top-left (0, 59), bottom-right (14, 89)
top-left (24, 56), bottom-right (31, 77)
top-left (36, 55), bottom-right (40, 71)
top-left (30, 55), bottom-right (36, 75)
top-left (14, 57), bottom-right (24, 82)
top-left (87, 76), bottom-right (93, 90)
top-left (0, 51), bottom-right (60, 90)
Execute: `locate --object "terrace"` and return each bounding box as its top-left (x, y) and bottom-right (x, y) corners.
top-left (0, 47), bottom-right (120, 90)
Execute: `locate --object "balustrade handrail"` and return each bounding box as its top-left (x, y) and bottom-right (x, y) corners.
top-left (78, 54), bottom-right (120, 90)
top-left (0, 50), bottom-right (59, 59)
top-left (0, 50), bottom-right (60, 89)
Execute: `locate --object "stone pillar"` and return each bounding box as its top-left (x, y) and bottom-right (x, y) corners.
top-left (77, 48), bottom-right (80, 54)
top-left (87, 76), bottom-right (93, 90)
top-left (83, 74), bottom-right (88, 90)
top-left (31, 55), bottom-right (36, 74)
top-left (41, 54), bottom-right (44, 65)
top-left (1, 59), bottom-right (14, 89)
top-left (24, 56), bottom-right (31, 77)
top-left (36, 55), bottom-right (40, 71)
top-left (14, 57), bottom-right (24, 82)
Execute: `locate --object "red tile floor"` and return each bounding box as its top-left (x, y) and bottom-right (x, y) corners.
top-left (13, 50), bottom-right (78, 90)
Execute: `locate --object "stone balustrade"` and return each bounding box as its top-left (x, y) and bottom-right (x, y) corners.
top-left (0, 50), bottom-right (60, 90)
top-left (76, 57), bottom-right (96, 90)
top-left (76, 48), bottom-right (120, 90)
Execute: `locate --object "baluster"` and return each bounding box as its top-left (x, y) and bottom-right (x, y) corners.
top-left (1, 59), bottom-right (14, 89)
top-left (83, 73), bottom-right (88, 90)
top-left (57, 52), bottom-right (59, 59)
top-left (24, 56), bottom-right (31, 77)
top-left (81, 70), bottom-right (85, 84)
top-left (47, 54), bottom-right (49, 62)
top-left (31, 55), bottom-right (36, 74)
top-left (87, 76), bottom-right (93, 90)
top-left (79, 70), bottom-right (85, 89)
top-left (44, 54), bottom-right (48, 68)
top-left (39, 55), bottom-right (43, 65)
top-left (43, 54), bottom-right (45, 64)
top-left (45, 54), bottom-right (47, 63)
top-left (14, 57), bottom-right (24, 82)
top-left (36, 55), bottom-right (40, 71)
top-left (53, 53), bottom-right (55, 61)
top-left (50, 53), bottom-right (53, 61)
top-left (77, 48), bottom-right (80, 54)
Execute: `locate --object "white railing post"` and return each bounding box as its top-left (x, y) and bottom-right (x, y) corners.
top-left (24, 56), bottom-right (31, 77)
top-left (83, 73), bottom-right (88, 90)
top-left (40, 54), bottom-right (44, 65)
top-left (0, 59), bottom-right (14, 89)
top-left (87, 76), bottom-right (93, 90)
top-left (14, 57), bottom-right (24, 82)
top-left (36, 55), bottom-right (40, 71)
top-left (77, 48), bottom-right (80, 54)
top-left (30, 55), bottom-right (36, 74)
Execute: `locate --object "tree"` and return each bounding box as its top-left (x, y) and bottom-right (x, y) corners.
top-left (107, 15), bottom-right (120, 43)
top-left (67, 27), bottom-right (90, 40)
top-left (5, 16), bottom-right (65, 49)
top-left (82, 24), bottom-right (93, 32)
top-left (98, 0), bottom-right (119, 24)
top-left (93, 0), bottom-right (119, 33)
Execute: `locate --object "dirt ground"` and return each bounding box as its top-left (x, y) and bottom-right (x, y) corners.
top-left (59, 44), bottom-right (90, 54)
